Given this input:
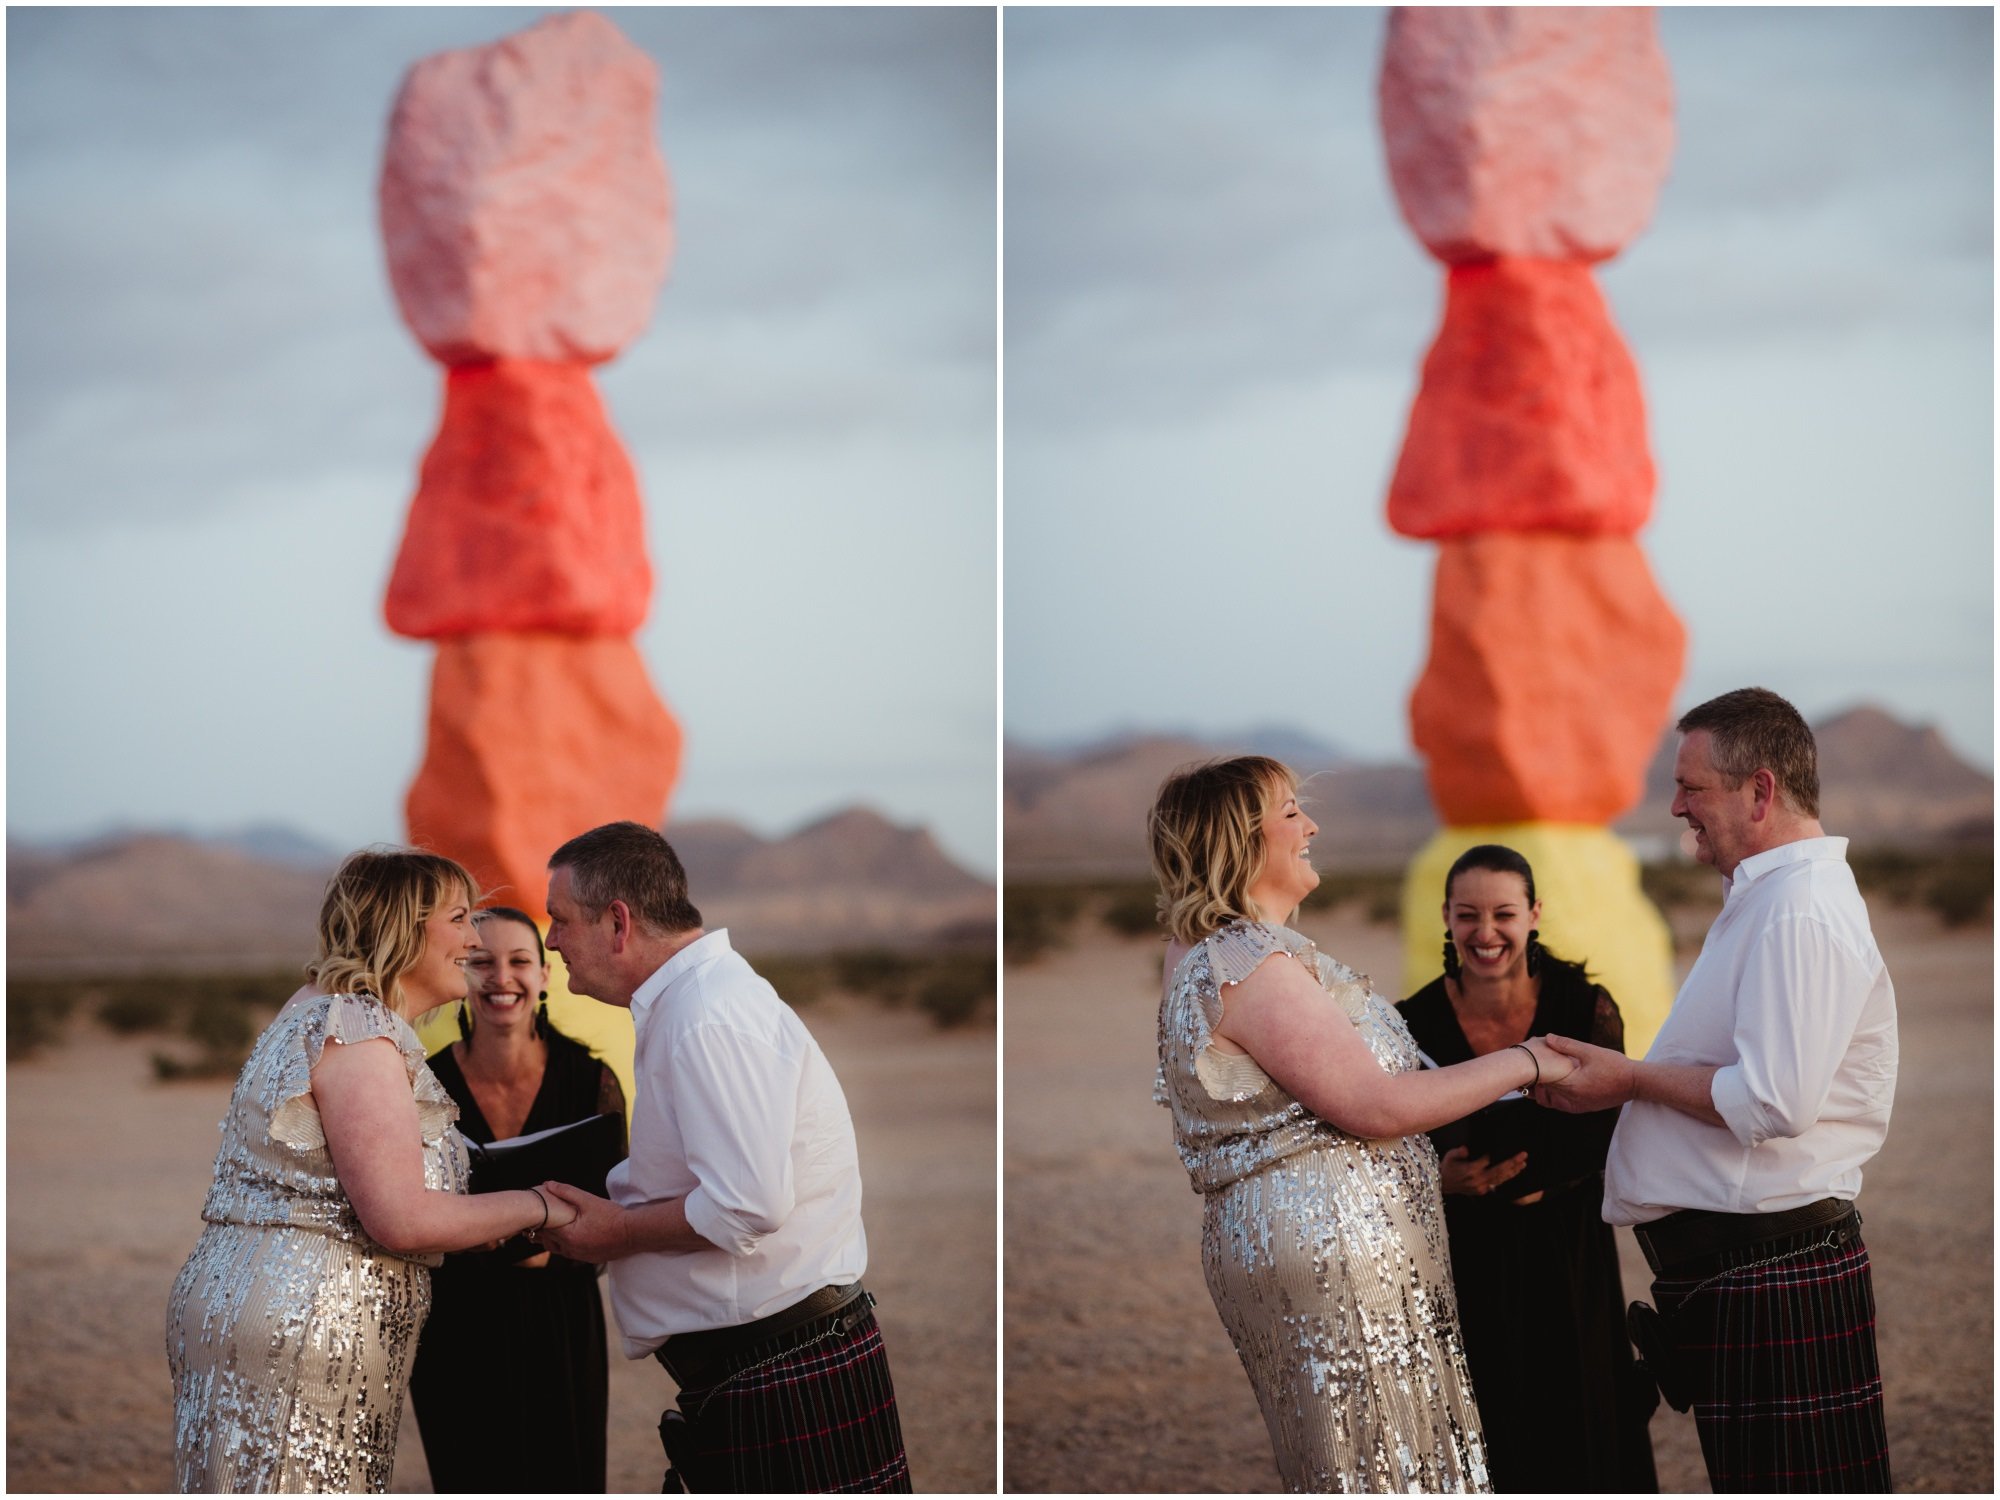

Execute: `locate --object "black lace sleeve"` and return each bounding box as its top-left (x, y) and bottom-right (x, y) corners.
top-left (1588, 985), bottom-right (1627, 1055)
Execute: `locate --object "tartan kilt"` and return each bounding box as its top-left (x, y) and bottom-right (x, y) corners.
top-left (664, 1303), bottom-right (912, 1493)
top-left (1652, 1218), bottom-right (1889, 1493)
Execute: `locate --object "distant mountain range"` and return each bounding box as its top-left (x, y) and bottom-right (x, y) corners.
top-left (1006, 705), bottom-right (1992, 878)
top-left (7, 808), bottom-right (993, 976)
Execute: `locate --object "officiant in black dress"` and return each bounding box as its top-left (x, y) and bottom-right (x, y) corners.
top-left (409, 906), bottom-right (627, 1493)
top-left (1399, 847), bottom-right (1658, 1493)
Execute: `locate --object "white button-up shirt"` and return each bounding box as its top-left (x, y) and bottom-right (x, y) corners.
top-left (1603, 836), bottom-right (1898, 1226)
top-left (605, 929), bottom-right (868, 1356)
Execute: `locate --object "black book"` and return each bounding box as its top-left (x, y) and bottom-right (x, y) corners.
top-left (464, 1110), bottom-right (626, 1200)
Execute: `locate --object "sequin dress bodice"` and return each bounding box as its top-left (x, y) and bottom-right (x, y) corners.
top-left (1156, 921), bottom-right (1424, 1191)
top-left (1154, 920), bottom-right (1489, 1493)
top-left (167, 990), bottom-right (471, 1493)
top-left (200, 991), bottom-right (470, 1259)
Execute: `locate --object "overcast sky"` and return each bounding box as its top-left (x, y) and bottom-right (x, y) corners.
top-left (8, 7), bottom-right (997, 873)
top-left (1005, 6), bottom-right (1994, 773)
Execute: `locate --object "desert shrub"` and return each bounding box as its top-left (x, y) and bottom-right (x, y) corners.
top-left (1005, 885), bottom-right (1082, 963)
top-left (1850, 849), bottom-right (1927, 907)
top-left (1640, 862), bottom-right (1715, 910)
top-left (916, 957), bottom-right (995, 1028)
top-left (750, 955), bottom-right (833, 1008)
top-left (833, 950), bottom-right (923, 1005)
top-left (1365, 888), bottom-right (1402, 926)
top-left (7, 982), bottom-right (77, 1060)
top-left (1925, 861), bottom-right (1993, 928)
top-left (186, 993), bottom-right (256, 1055)
top-left (1098, 885), bottom-right (1160, 938)
top-left (152, 1051), bottom-right (244, 1082)
top-left (99, 990), bottom-right (176, 1034)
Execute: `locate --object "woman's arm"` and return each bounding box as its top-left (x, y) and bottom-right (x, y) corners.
top-left (314, 1036), bottom-right (576, 1256)
top-left (1212, 952), bottom-right (1573, 1139)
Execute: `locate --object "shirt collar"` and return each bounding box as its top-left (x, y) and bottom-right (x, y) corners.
top-left (629, 929), bottom-right (733, 1023)
top-left (1725, 835), bottom-right (1849, 894)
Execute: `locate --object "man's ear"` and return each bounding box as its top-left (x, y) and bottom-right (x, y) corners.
top-left (1748, 767), bottom-right (1779, 822)
top-left (607, 899), bottom-right (633, 950)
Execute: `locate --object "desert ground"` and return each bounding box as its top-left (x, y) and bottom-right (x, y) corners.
top-left (1005, 902), bottom-right (1993, 1493)
top-left (7, 997), bottom-right (995, 1493)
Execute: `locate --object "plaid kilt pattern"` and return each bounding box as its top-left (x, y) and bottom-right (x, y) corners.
top-left (1652, 1220), bottom-right (1889, 1493)
top-left (663, 1304), bottom-right (911, 1493)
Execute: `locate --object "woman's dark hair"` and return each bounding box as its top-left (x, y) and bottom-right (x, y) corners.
top-left (474, 905), bottom-right (546, 963)
top-left (1443, 844), bottom-right (1537, 906)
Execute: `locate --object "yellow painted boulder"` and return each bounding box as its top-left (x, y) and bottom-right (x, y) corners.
top-left (1400, 822), bottom-right (1673, 1059)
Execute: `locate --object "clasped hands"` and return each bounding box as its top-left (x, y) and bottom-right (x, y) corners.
top-left (1529, 1034), bottom-right (1636, 1113)
top-left (531, 1181), bottom-right (628, 1263)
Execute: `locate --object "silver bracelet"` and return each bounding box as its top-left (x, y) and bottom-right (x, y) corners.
top-left (525, 1186), bottom-right (550, 1238)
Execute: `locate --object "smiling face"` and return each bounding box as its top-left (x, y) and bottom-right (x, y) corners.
top-left (465, 914), bottom-right (548, 1035)
top-left (401, 884), bottom-right (482, 1014)
top-left (1246, 780), bottom-right (1320, 921)
top-left (1671, 729), bottom-right (1759, 876)
top-left (1444, 866), bottom-right (1541, 985)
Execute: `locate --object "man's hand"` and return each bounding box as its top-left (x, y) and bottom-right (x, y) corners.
top-left (1438, 1145), bottom-right (1529, 1198)
top-left (1533, 1035), bottom-right (1636, 1113)
top-left (537, 1182), bottom-right (631, 1263)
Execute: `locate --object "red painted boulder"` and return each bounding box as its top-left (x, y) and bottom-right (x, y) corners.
top-left (380, 10), bottom-right (672, 365)
top-left (405, 634), bottom-right (683, 921)
top-left (1410, 533), bottom-right (1684, 825)
top-left (385, 360), bottom-right (654, 638)
top-left (1387, 258), bottom-right (1654, 538)
top-left (1379, 6), bottom-right (1673, 265)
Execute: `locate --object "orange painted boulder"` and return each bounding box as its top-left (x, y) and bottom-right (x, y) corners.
top-left (1387, 258), bottom-right (1653, 539)
top-left (1379, 6), bottom-right (1673, 265)
top-left (405, 634), bottom-right (683, 921)
top-left (1410, 533), bottom-right (1684, 825)
top-left (385, 360), bottom-right (654, 638)
top-left (380, 10), bottom-right (672, 365)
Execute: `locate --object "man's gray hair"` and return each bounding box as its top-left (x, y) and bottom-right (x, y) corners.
top-left (1677, 687), bottom-right (1820, 819)
top-left (548, 821), bottom-right (703, 935)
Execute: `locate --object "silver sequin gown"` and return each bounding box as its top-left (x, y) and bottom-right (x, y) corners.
top-left (1156, 920), bottom-right (1490, 1493)
top-left (166, 991), bottom-right (471, 1493)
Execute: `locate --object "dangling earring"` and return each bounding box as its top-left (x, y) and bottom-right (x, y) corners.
top-left (458, 999), bottom-right (473, 1043)
top-left (1442, 933), bottom-right (1461, 982)
top-left (534, 990), bottom-right (550, 1039)
top-left (1526, 929), bottom-right (1543, 978)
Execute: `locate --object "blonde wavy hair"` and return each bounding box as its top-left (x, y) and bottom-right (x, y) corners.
top-left (1148, 756), bottom-right (1298, 944)
top-left (306, 847), bottom-right (481, 1018)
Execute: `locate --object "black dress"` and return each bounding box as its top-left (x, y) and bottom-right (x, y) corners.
top-left (1398, 960), bottom-right (1659, 1494)
top-left (408, 1026), bottom-right (625, 1493)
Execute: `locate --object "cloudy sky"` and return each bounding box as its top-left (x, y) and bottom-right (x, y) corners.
top-left (9, 7), bottom-right (997, 873)
top-left (1005, 7), bottom-right (1994, 773)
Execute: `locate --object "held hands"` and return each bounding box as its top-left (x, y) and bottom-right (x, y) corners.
top-left (535, 1181), bottom-right (629, 1264)
top-left (1517, 1035), bottom-right (1577, 1089)
top-left (1531, 1035), bottom-right (1635, 1113)
top-left (1439, 1145), bottom-right (1528, 1198)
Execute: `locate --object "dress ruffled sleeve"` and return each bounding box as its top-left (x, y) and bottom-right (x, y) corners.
top-left (268, 993), bottom-right (460, 1152)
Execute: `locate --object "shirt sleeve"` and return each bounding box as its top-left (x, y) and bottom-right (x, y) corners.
top-left (1710, 913), bottom-right (1877, 1148)
top-left (670, 1021), bottom-right (801, 1258)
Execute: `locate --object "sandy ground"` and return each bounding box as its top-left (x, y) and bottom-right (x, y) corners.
top-left (7, 998), bottom-right (995, 1494)
top-left (1004, 904), bottom-right (1992, 1493)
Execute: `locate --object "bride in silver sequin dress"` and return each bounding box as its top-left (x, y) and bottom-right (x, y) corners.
top-left (164, 850), bottom-right (580, 1494)
top-left (1150, 758), bottom-right (1576, 1493)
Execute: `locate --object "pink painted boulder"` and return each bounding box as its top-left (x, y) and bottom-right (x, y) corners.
top-left (1379, 6), bottom-right (1674, 265)
top-left (380, 10), bottom-right (673, 365)
top-left (1387, 257), bottom-right (1654, 538)
top-left (384, 359), bottom-right (654, 638)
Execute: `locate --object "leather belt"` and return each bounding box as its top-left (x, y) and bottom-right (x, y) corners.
top-left (653, 1281), bottom-right (868, 1392)
top-left (1634, 1197), bottom-right (1855, 1276)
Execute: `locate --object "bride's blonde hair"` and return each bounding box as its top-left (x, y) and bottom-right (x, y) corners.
top-left (1148, 756), bottom-right (1297, 945)
top-left (308, 847), bottom-right (481, 1018)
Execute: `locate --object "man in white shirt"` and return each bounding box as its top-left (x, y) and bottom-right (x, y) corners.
top-left (536, 821), bottom-right (911, 1493)
top-left (1538, 688), bottom-right (1895, 1492)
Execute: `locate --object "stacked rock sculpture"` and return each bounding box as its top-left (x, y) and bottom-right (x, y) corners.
top-left (379, 11), bottom-right (680, 1068)
top-left (1379, 7), bottom-right (1683, 1051)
